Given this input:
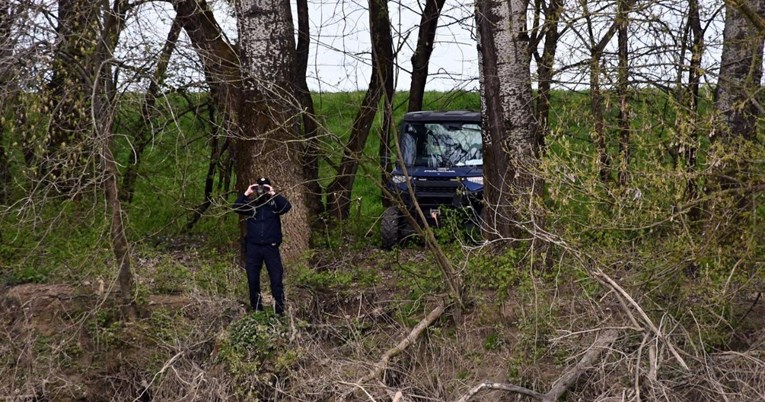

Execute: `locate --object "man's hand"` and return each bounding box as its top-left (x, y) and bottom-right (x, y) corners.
top-left (244, 184), bottom-right (258, 196)
top-left (263, 184), bottom-right (275, 196)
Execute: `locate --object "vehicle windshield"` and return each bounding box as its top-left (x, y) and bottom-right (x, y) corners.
top-left (399, 122), bottom-right (482, 168)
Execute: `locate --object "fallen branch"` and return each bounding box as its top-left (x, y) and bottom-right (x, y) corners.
top-left (360, 299), bottom-right (448, 384)
top-left (592, 269), bottom-right (689, 370)
top-left (455, 329), bottom-right (619, 402)
top-left (343, 299), bottom-right (449, 399)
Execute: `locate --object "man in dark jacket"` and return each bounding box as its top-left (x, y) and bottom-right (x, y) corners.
top-left (233, 177), bottom-right (292, 314)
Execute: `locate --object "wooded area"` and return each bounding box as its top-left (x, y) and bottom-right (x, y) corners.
top-left (1, 0), bottom-right (764, 400)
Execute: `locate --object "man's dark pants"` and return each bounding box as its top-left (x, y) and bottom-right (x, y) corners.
top-left (244, 243), bottom-right (285, 314)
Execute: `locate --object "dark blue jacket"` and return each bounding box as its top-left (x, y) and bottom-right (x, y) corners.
top-left (233, 193), bottom-right (292, 245)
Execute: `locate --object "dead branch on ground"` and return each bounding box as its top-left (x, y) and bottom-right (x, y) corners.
top-left (342, 299), bottom-right (449, 399)
top-left (454, 329), bottom-right (619, 402)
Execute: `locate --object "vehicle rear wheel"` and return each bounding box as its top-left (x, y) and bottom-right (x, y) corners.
top-left (381, 206), bottom-right (401, 250)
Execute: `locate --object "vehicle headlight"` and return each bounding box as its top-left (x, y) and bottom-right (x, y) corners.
top-left (391, 175), bottom-right (408, 184)
top-left (465, 176), bottom-right (483, 185)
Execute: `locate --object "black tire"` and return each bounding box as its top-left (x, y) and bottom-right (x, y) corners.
top-left (381, 206), bottom-right (401, 250)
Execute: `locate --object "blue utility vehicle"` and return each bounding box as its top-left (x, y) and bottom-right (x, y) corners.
top-left (382, 111), bottom-right (483, 249)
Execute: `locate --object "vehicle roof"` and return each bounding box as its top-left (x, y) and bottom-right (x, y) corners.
top-left (402, 110), bottom-right (481, 123)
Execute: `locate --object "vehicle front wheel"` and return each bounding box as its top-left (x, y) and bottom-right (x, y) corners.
top-left (381, 206), bottom-right (401, 250)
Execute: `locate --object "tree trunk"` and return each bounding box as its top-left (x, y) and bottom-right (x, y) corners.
top-left (713, 0), bottom-right (765, 143)
top-left (582, 0), bottom-right (611, 182)
top-left (408, 0), bottom-right (446, 112)
top-left (93, 0), bottom-right (135, 318)
top-left (674, 0), bottom-right (704, 218)
top-left (378, 0), bottom-right (396, 209)
top-left (534, 0), bottom-right (563, 151)
top-left (581, 0), bottom-right (636, 183)
top-left (235, 0), bottom-right (309, 263)
top-left (0, 117), bottom-right (8, 205)
top-left (0, 2), bottom-right (10, 204)
top-left (42, 0), bottom-right (102, 191)
top-left (476, 0), bottom-right (543, 246)
top-left (295, 0), bottom-right (323, 223)
top-left (173, 0), bottom-right (241, 126)
top-left (326, 0), bottom-right (394, 220)
top-left (706, 0), bottom-right (765, 240)
top-left (616, 0), bottom-right (630, 186)
top-left (101, 111), bottom-right (136, 318)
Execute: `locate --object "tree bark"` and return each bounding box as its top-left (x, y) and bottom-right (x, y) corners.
top-left (408, 0), bottom-right (446, 112)
top-left (326, 0), bottom-right (394, 220)
top-left (713, 0), bottom-right (765, 143)
top-left (476, 0), bottom-right (543, 245)
top-left (42, 0), bottom-right (103, 191)
top-left (706, 0), bottom-right (765, 241)
top-left (235, 0), bottom-right (309, 262)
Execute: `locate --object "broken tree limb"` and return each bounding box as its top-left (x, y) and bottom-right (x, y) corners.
top-left (455, 329), bottom-right (619, 402)
top-left (360, 299), bottom-right (448, 384)
top-left (592, 268), bottom-right (689, 370)
top-left (544, 329), bottom-right (619, 401)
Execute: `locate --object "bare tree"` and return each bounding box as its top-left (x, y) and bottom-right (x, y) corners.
top-left (531, 0), bottom-right (564, 149)
top-left (0, 1), bottom-right (12, 204)
top-left (476, 0), bottom-right (543, 247)
top-left (674, 0), bottom-right (705, 216)
top-left (326, 0), bottom-right (394, 220)
top-left (616, 0), bottom-right (631, 185)
top-left (408, 0), bottom-right (446, 112)
top-left (235, 0), bottom-right (310, 261)
top-left (295, 0), bottom-right (323, 222)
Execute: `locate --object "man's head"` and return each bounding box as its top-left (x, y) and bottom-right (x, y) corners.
top-left (253, 177), bottom-right (271, 197)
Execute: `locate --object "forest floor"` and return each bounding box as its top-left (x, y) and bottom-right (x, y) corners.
top-left (2, 239), bottom-right (765, 401)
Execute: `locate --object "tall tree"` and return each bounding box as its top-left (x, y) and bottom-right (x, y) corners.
top-left (532, 0), bottom-right (564, 149)
top-left (476, 0), bottom-right (543, 246)
top-left (0, 1), bottom-right (12, 204)
top-left (172, 0), bottom-right (241, 127)
top-left (616, 0), bottom-right (631, 185)
top-left (707, 0), bottom-right (765, 237)
top-left (674, 0), bottom-right (705, 215)
top-left (408, 0), bottom-right (446, 112)
top-left (295, 0), bottom-right (323, 222)
top-left (578, 0), bottom-right (636, 182)
top-left (91, 0), bottom-right (134, 317)
top-left (326, 0), bottom-right (394, 220)
top-left (42, 0), bottom-right (102, 191)
top-left (235, 0), bottom-right (310, 261)
top-left (712, 0), bottom-right (765, 143)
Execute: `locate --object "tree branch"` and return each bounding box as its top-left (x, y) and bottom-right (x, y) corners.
top-left (455, 329), bottom-right (619, 402)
